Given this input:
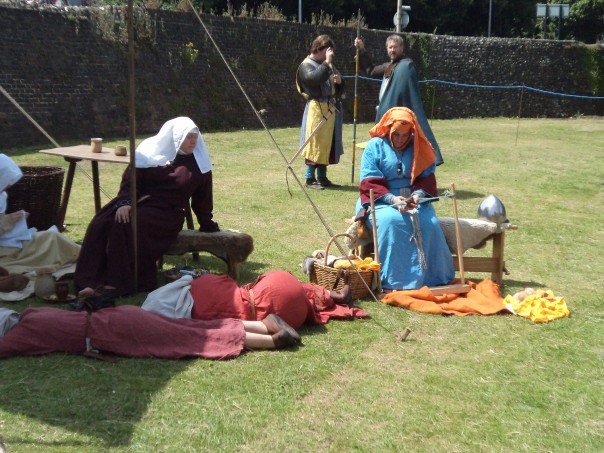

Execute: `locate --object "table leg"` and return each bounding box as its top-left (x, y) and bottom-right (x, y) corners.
top-left (92, 161), bottom-right (101, 213)
top-left (57, 160), bottom-right (77, 232)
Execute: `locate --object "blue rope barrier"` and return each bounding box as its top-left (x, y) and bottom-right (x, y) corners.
top-left (343, 75), bottom-right (604, 100)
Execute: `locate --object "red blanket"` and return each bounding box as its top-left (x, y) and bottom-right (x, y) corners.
top-left (380, 279), bottom-right (509, 316)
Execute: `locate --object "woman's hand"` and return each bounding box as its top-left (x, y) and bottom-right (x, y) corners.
top-left (391, 196), bottom-right (405, 206)
top-left (8, 210), bottom-right (26, 222)
top-left (398, 195), bottom-right (419, 213)
top-left (115, 205), bottom-right (131, 223)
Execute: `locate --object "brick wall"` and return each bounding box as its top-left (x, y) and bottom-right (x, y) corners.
top-left (1, 4), bottom-right (601, 148)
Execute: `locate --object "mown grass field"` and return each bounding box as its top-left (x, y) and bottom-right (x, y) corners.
top-left (1, 117), bottom-right (602, 452)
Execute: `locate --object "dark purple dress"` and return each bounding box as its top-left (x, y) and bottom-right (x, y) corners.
top-left (74, 154), bottom-right (214, 296)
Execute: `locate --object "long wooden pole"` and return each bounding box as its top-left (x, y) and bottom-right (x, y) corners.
top-left (351, 9), bottom-right (361, 184)
top-left (127, 0), bottom-right (138, 291)
top-left (428, 183), bottom-right (470, 295)
top-left (450, 183), bottom-right (465, 285)
top-left (369, 189), bottom-right (382, 293)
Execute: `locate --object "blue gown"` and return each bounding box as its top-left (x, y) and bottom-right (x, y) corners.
top-left (356, 136), bottom-right (454, 290)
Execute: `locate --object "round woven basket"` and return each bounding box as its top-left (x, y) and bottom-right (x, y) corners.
top-left (309, 233), bottom-right (375, 300)
top-left (6, 166), bottom-right (65, 231)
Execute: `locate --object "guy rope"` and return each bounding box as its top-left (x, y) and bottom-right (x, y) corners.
top-left (0, 85), bottom-right (114, 203)
top-left (185, 2), bottom-right (411, 341)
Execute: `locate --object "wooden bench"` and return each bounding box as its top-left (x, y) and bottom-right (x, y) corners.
top-left (165, 229), bottom-right (254, 280)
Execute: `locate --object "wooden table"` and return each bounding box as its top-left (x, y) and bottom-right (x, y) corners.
top-left (39, 145), bottom-right (130, 230)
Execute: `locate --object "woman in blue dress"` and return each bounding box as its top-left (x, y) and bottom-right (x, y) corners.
top-left (355, 107), bottom-right (453, 291)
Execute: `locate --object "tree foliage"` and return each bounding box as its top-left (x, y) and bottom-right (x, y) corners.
top-left (566, 0), bottom-right (604, 43)
top-left (100, 0), bottom-right (604, 43)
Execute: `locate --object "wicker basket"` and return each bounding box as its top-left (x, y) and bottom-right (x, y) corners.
top-left (309, 233), bottom-right (375, 300)
top-left (6, 166), bottom-right (65, 231)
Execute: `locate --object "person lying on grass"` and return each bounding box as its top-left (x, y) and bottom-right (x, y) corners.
top-left (142, 269), bottom-right (369, 330)
top-left (0, 305), bottom-right (300, 360)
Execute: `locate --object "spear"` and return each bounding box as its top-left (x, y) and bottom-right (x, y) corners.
top-left (351, 9), bottom-right (361, 184)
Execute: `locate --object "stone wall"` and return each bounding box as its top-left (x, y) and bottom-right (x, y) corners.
top-left (1, 4), bottom-right (601, 148)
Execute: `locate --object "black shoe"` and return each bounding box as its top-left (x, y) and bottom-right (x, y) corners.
top-left (199, 221), bottom-right (220, 233)
top-left (262, 314), bottom-right (301, 343)
top-left (317, 177), bottom-right (341, 188)
top-left (272, 330), bottom-right (302, 349)
top-left (74, 287), bottom-right (117, 312)
top-left (305, 178), bottom-right (324, 190)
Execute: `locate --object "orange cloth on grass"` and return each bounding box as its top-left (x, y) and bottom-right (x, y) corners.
top-left (380, 278), bottom-right (508, 316)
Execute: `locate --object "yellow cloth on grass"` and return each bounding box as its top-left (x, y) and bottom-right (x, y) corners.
top-left (503, 289), bottom-right (569, 323)
top-left (333, 257), bottom-right (380, 271)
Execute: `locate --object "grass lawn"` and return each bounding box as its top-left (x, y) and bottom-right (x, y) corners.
top-left (1, 117), bottom-right (602, 452)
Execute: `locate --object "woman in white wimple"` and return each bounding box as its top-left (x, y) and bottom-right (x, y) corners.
top-left (0, 154), bottom-right (80, 294)
top-left (74, 117), bottom-right (220, 301)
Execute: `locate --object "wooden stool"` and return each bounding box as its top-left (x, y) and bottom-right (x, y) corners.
top-left (162, 203), bottom-right (253, 280)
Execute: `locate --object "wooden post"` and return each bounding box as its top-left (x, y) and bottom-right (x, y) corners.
top-left (369, 189), bottom-right (382, 293)
top-left (450, 182), bottom-right (465, 285)
top-left (428, 183), bottom-right (471, 295)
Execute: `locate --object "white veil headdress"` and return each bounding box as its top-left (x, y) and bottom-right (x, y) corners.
top-left (134, 117), bottom-right (213, 172)
top-left (0, 154), bottom-right (24, 213)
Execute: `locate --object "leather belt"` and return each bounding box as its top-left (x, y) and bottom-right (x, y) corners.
top-left (248, 288), bottom-right (256, 320)
top-left (83, 312), bottom-right (115, 362)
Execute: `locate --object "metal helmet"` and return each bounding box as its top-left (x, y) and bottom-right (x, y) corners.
top-left (477, 194), bottom-right (508, 224)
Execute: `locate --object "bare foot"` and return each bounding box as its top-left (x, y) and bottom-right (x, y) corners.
top-left (78, 287), bottom-right (96, 298)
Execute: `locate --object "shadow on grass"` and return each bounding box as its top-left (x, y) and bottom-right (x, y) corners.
top-left (0, 353), bottom-right (191, 448)
top-left (438, 188), bottom-right (486, 201)
top-left (499, 278), bottom-right (548, 291)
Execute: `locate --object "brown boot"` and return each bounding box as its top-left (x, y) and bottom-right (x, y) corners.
top-left (330, 284), bottom-right (353, 307)
top-left (0, 274), bottom-right (30, 292)
top-left (262, 314), bottom-right (301, 344)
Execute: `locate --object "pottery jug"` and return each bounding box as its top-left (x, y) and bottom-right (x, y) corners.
top-left (34, 269), bottom-right (56, 299)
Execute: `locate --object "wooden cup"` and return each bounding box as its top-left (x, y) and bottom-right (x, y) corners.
top-left (114, 145), bottom-right (127, 156)
top-left (55, 281), bottom-right (70, 301)
top-left (91, 138), bottom-right (103, 153)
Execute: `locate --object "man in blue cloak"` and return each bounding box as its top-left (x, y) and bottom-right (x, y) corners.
top-left (354, 35), bottom-right (443, 165)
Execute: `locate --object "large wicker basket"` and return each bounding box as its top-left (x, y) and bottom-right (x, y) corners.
top-left (309, 233), bottom-right (375, 300)
top-left (6, 166), bottom-right (65, 231)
